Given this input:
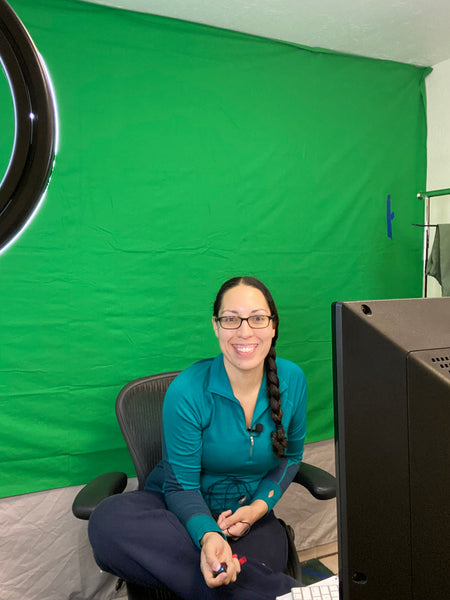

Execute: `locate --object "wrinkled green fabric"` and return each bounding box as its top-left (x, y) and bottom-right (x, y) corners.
top-left (0, 0), bottom-right (428, 496)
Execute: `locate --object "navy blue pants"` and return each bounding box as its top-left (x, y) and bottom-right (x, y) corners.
top-left (88, 490), bottom-right (300, 599)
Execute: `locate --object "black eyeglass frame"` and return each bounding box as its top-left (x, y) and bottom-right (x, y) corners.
top-left (215, 315), bottom-right (275, 329)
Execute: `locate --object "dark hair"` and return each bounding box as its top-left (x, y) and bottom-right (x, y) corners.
top-left (213, 276), bottom-right (288, 459)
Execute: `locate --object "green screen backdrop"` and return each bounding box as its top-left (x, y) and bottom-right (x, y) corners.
top-left (0, 0), bottom-right (429, 497)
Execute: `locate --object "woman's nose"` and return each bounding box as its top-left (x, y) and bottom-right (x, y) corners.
top-left (237, 320), bottom-right (253, 336)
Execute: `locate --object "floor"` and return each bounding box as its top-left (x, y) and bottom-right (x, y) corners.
top-left (298, 541), bottom-right (339, 575)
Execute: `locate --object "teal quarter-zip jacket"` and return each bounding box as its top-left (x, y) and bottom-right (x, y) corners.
top-left (145, 354), bottom-right (307, 547)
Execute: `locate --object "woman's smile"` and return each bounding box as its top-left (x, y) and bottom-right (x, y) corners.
top-left (213, 284), bottom-right (275, 378)
top-left (232, 343), bottom-right (259, 355)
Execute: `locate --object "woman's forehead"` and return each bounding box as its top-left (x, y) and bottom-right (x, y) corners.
top-left (220, 284), bottom-right (269, 311)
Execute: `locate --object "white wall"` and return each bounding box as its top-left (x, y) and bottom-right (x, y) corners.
top-left (425, 59), bottom-right (450, 297)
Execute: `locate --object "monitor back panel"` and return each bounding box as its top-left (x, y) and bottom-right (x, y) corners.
top-left (407, 349), bottom-right (450, 598)
top-left (333, 298), bottom-right (450, 600)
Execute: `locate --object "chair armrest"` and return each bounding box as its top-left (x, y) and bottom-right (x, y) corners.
top-left (72, 471), bottom-right (128, 520)
top-left (293, 462), bottom-right (336, 500)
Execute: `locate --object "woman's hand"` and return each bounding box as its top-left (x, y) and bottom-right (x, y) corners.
top-left (200, 532), bottom-right (241, 588)
top-left (217, 500), bottom-right (268, 539)
top-left (216, 509), bottom-right (250, 539)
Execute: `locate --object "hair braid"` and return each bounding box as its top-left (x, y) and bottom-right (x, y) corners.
top-left (265, 346), bottom-right (288, 459)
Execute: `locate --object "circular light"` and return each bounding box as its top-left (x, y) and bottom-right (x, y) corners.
top-left (0, 0), bottom-right (58, 254)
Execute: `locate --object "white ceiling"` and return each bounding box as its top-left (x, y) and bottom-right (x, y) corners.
top-left (81, 0), bottom-right (450, 67)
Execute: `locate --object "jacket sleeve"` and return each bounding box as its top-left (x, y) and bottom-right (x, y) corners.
top-left (161, 376), bottom-right (225, 548)
top-left (251, 364), bottom-right (307, 511)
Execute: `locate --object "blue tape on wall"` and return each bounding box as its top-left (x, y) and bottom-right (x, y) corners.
top-left (387, 194), bottom-right (395, 239)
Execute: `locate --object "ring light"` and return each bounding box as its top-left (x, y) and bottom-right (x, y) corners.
top-left (0, 0), bottom-right (58, 254)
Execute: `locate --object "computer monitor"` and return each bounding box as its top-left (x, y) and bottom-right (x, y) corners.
top-left (332, 298), bottom-right (450, 600)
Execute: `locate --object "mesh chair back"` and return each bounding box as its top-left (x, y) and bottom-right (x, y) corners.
top-left (115, 371), bottom-right (180, 490)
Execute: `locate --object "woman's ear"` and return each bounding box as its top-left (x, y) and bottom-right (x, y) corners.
top-left (212, 316), bottom-right (219, 338)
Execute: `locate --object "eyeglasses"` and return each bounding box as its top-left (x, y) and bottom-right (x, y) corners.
top-left (215, 315), bottom-right (274, 329)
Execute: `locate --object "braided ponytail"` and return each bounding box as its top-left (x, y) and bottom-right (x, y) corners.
top-left (265, 346), bottom-right (288, 458)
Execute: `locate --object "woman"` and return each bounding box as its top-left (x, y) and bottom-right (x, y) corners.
top-left (89, 276), bottom-right (307, 599)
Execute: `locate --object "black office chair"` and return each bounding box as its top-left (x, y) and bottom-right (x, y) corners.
top-left (73, 371), bottom-right (336, 600)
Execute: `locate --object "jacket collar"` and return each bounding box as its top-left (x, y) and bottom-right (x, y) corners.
top-left (207, 354), bottom-right (288, 399)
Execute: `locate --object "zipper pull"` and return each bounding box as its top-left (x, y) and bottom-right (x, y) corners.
top-left (249, 433), bottom-right (254, 458)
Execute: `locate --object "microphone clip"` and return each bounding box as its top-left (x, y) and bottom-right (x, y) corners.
top-left (247, 423), bottom-right (264, 434)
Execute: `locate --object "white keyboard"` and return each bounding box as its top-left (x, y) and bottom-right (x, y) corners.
top-left (291, 582), bottom-right (339, 600)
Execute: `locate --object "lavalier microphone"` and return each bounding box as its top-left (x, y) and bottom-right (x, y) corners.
top-left (247, 424), bottom-right (264, 434)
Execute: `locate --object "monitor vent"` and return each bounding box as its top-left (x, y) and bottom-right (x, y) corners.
top-left (431, 355), bottom-right (450, 375)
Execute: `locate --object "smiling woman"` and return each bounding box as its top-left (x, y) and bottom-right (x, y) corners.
top-left (213, 284), bottom-right (276, 379)
top-left (87, 276), bottom-right (308, 598)
top-left (0, 0), bottom-right (57, 254)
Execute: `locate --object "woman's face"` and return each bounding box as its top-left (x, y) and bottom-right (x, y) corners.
top-left (212, 284), bottom-right (276, 379)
